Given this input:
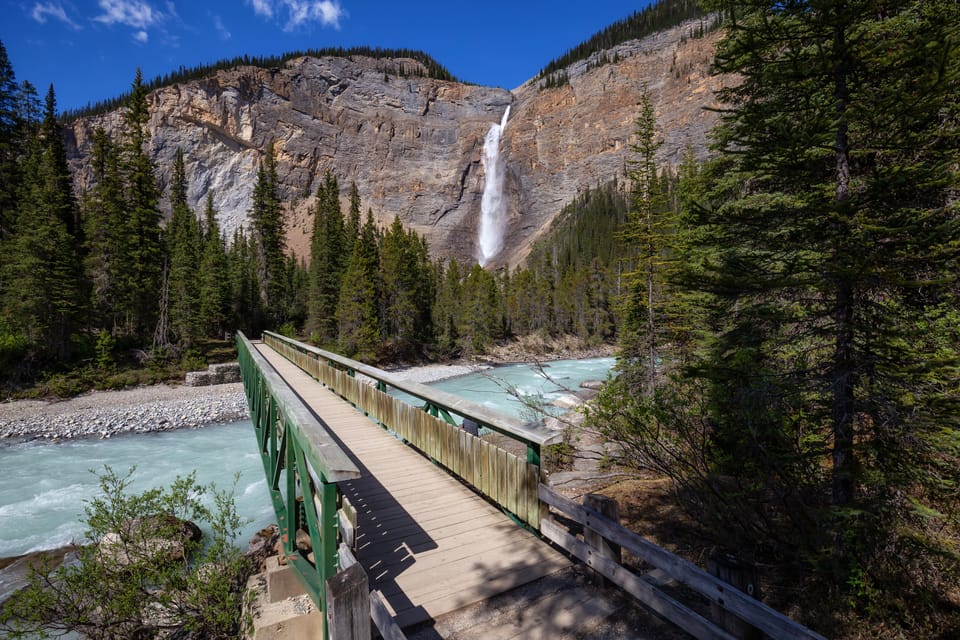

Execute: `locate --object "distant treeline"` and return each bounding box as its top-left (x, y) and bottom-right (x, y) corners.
top-left (61, 46), bottom-right (457, 122)
top-left (537, 0), bottom-right (706, 88)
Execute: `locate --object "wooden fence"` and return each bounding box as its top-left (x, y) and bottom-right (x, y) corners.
top-left (263, 331), bottom-right (557, 529)
top-left (539, 485), bottom-right (827, 640)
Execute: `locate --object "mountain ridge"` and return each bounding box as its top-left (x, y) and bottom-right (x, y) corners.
top-left (63, 16), bottom-right (726, 268)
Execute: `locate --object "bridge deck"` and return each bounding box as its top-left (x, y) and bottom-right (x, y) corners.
top-left (252, 342), bottom-right (570, 628)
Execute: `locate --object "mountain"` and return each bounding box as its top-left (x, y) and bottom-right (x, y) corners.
top-left (64, 17), bottom-right (726, 268)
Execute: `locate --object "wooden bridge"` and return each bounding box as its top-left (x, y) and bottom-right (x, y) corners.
top-left (237, 331), bottom-right (827, 640)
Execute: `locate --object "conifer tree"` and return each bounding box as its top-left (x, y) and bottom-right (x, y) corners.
top-left (227, 228), bottom-right (264, 335)
top-left (249, 143), bottom-right (285, 325)
top-left (83, 129), bottom-right (125, 331)
top-left (619, 88), bottom-right (674, 394)
top-left (432, 258), bottom-right (463, 357)
top-left (378, 216), bottom-right (433, 356)
top-left (692, 0), bottom-right (960, 593)
top-left (336, 208), bottom-right (380, 358)
top-left (197, 194), bottom-right (228, 338)
top-left (120, 68), bottom-right (163, 337)
top-left (0, 40), bottom-right (18, 240)
top-left (305, 172), bottom-right (345, 341)
top-left (166, 148), bottom-right (201, 348)
top-left (345, 181), bottom-right (361, 250)
top-left (1, 85), bottom-right (85, 360)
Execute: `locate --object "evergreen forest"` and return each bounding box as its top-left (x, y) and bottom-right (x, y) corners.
top-left (0, 39), bottom-right (633, 397)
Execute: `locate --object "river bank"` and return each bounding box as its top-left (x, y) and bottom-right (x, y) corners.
top-left (0, 342), bottom-right (615, 443)
top-left (0, 362), bottom-right (491, 443)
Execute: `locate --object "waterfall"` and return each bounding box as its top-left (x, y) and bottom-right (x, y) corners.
top-left (477, 106), bottom-right (511, 266)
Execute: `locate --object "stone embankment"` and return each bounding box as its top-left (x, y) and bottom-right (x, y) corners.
top-left (0, 381), bottom-right (248, 442)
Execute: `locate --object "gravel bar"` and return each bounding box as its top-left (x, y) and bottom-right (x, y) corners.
top-left (0, 362), bottom-right (491, 444)
top-left (0, 383), bottom-right (249, 442)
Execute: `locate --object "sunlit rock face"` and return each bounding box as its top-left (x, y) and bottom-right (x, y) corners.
top-left (64, 18), bottom-right (728, 267)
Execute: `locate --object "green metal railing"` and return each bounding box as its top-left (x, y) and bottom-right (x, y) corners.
top-left (237, 332), bottom-right (360, 640)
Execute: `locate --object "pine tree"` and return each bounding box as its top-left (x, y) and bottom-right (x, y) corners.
top-left (197, 194), bottom-right (228, 338)
top-left (345, 181), bottom-right (361, 250)
top-left (378, 216), bottom-right (433, 357)
top-left (305, 172), bottom-right (345, 341)
top-left (249, 143), bottom-right (285, 325)
top-left (336, 208), bottom-right (380, 358)
top-left (619, 88), bottom-right (674, 394)
top-left (166, 148), bottom-right (201, 348)
top-left (432, 258), bottom-right (463, 357)
top-left (120, 68), bottom-right (163, 337)
top-left (83, 129), bottom-right (125, 331)
top-left (693, 0), bottom-right (960, 592)
top-left (227, 228), bottom-right (264, 335)
top-left (0, 40), bottom-right (18, 240)
top-left (1, 85), bottom-right (85, 360)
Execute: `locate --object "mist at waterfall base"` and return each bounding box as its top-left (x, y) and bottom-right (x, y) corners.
top-left (0, 356), bottom-right (612, 579)
top-left (477, 106), bottom-right (511, 266)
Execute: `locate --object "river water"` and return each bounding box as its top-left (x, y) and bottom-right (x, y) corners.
top-left (0, 357), bottom-right (613, 575)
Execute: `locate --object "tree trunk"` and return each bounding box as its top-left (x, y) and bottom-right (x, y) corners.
top-left (832, 24), bottom-right (855, 509)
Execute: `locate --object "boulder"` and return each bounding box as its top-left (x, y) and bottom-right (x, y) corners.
top-left (185, 370), bottom-right (214, 387)
top-left (209, 362), bottom-right (241, 383)
top-left (97, 513), bottom-right (202, 569)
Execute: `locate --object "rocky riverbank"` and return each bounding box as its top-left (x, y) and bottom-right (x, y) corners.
top-left (0, 349), bottom-right (612, 444)
top-left (0, 382), bottom-right (249, 442)
top-left (0, 362), bottom-right (490, 443)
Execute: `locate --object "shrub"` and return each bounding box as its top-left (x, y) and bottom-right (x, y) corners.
top-left (0, 467), bottom-right (253, 639)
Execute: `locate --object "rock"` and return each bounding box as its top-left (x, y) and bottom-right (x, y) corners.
top-left (295, 528), bottom-right (312, 553)
top-left (580, 380), bottom-right (605, 391)
top-left (550, 394), bottom-right (582, 410)
top-left (246, 524), bottom-right (280, 572)
top-left (97, 514), bottom-right (202, 569)
top-left (209, 362), bottom-right (241, 383)
top-left (65, 20), bottom-right (728, 268)
top-left (185, 371), bottom-right (214, 387)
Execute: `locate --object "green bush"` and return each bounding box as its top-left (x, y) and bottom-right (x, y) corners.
top-left (0, 467), bottom-right (253, 639)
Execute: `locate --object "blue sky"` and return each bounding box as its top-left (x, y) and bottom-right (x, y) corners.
top-left (2, 1), bottom-right (649, 114)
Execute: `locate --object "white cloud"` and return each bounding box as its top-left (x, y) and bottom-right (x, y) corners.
top-left (247, 0), bottom-right (344, 30)
top-left (93, 0), bottom-right (161, 30)
top-left (249, 0), bottom-right (273, 18)
top-left (133, 29), bottom-right (148, 43)
top-left (213, 15), bottom-right (231, 40)
top-left (31, 2), bottom-right (81, 29)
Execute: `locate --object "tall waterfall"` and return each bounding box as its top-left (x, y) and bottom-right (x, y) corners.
top-left (477, 106), bottom-right (511, 266)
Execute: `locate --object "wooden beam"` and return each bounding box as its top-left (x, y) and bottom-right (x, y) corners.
top-left (541, 518), bottom-right (736, 640)
top-left (240, 333), bottom-right (360, 482)
top-left (262, 330), bottom-right (562, 447)
top-left (539, 484), bottom-right (826, 640)
top-left (370, 590), bottom-right (407, 640)
top-left (325, 562), bottom-right (371, 640)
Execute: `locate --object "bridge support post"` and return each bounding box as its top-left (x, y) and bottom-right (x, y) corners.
top-left (325, 562), bottom-right (371, 640)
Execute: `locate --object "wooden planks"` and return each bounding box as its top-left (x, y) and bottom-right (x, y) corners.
top-left (252, 343), bottom-right (569, 629)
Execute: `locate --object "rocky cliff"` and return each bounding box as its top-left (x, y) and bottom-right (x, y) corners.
top-left (65, 18), bottom-right (727, 268)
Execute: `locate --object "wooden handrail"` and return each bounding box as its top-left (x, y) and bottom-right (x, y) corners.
top-left (262, 331), bottom-right (563, 448)
top-left (539, 485), bottom-right (827, 640)
top-left (240, 332), bottom-right (360, 482)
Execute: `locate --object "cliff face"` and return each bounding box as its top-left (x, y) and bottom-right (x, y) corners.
top-left (65, 19), bottom-right (727, 267)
